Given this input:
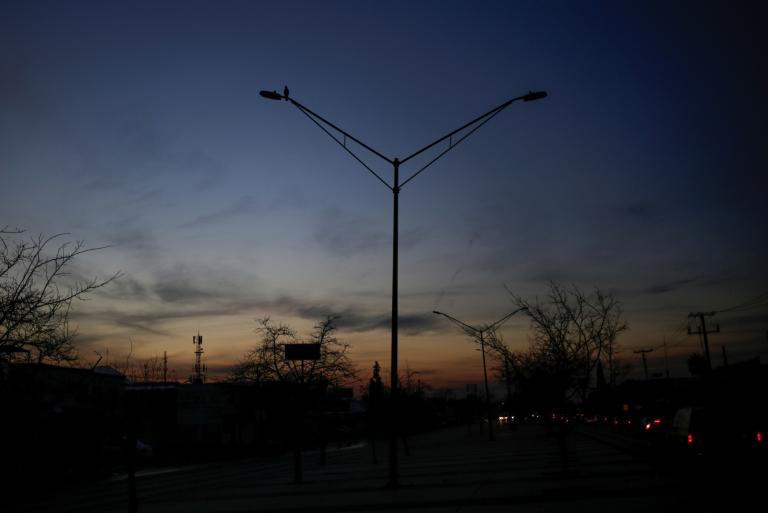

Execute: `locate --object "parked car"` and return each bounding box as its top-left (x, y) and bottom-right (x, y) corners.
top-left (668, 405), bottom-right (766, 462)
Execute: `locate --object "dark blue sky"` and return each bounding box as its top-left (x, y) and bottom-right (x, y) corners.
top-left (1, 1), bottom-right (766, 384)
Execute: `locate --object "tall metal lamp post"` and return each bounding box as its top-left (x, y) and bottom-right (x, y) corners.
top-left (260, 86), bottom-right (546, 486)
top-left (433, 307), bottom-right (528, 441)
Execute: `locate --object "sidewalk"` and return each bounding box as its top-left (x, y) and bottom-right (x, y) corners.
top-left (16, 423), bottom-right (714, 513)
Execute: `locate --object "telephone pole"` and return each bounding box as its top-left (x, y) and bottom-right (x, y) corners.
top-left (634, 348), bottom-right (654, 380)
top-left (687, 312), bottom-right (719, 371)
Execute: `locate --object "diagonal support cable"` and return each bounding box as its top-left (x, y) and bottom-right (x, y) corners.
top-left (289, 98), bottom-right (393, 164)
top-left (292, 103), bottom-right (393, 191)
top-left (400, 98), bottom-right (516, 165)
top-left (400, 105), bottom-right (510, 188)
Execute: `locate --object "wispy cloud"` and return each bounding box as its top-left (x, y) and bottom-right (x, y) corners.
top-left (312, 208), bottom-right (426, 257)
top-left (633, 270), bottom-right (737, 297)
top-left (100, 274), bottom-right (151, 301)
top-left (644, 276), bottom-right (702, 295)
top-left (80, 281), bottom-right (443, 337)
top-left (716, 310), bottom-right (768, 330)
top-left (180, 195), bottom-right (260, 228)
top-left (313, 208), bottom-right (386, 257)
top-left (326, 311), bottom-right (441, 335)
top-left (73, 303), bottom-right (258, 337)
top-left (268, 296), bottom-right (441, 335)
top-left (100, 220), bottom-right (162, 259)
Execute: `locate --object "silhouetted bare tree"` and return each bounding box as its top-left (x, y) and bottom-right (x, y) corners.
top-left (132, 354), bottom-right (165, 383)
top-left (498, 282), bottom-right (628, 406)
top-left (231, 315), bottom-right (357, 387)
top-left (0, 228), bottom-right (118, 364)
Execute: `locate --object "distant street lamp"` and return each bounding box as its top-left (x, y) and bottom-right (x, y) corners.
top-left (260, 86), bottom-right (546, 486)
top-left (433, 307), bottom-right (528, 441)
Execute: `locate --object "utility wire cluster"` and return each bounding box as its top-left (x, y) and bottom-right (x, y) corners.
top-left (651, 290), bottom-right (768, 353)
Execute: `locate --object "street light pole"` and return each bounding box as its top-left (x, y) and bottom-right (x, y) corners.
top-left (260, 86), bottom-right (545, 486)
top-left (479, 330), bottom-right (491, 438)
top-left (433, 307), bottom-right (528, 441)
top-left (389, 158), bottom-right (399, 484)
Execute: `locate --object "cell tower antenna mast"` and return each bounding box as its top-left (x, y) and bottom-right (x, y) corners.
top-left (192, 332), bottom-right (206, 384)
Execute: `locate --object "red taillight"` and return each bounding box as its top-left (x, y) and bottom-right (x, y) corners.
top-left (757, 432), bottom-right (762, 443)
top-left (687, 434), bottom-right (693, 445)
top-left (645, 418), bottom-right (661, 431)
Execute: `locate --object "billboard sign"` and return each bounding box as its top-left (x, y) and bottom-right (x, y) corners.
top-left (285, 343), bottom-right (321, 361)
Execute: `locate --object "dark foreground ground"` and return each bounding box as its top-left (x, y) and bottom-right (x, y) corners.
top-left (9, 422), bottom-right (762, 513)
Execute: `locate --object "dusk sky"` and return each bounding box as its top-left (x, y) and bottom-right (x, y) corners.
top-left (2, 0), bottom-right (766, 388)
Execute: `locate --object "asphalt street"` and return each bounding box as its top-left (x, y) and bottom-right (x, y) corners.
top-left (12, 423), bottom-right (758, 513)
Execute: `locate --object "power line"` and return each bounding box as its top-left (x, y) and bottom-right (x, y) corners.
top-left (716, 291), bottom-right (768, 314)
top-left (654, 289), bottom-right (768, 352)
top-left (628, 291), bottom-right (768, 374)
top-left (651, 318), bottom-right (690, 351)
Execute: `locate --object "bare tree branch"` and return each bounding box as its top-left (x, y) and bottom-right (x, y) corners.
top-left (230, 315), bottom-right (358, 388)
top-left (1, 229), bottom-right (119, 364)
top-left (503, 282), bottom-right (628, 407)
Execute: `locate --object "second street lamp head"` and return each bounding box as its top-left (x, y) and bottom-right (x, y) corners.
top-left (523, 90), bottom-right (548, 102)
top-left (259, 90), bottom-right (283, 101)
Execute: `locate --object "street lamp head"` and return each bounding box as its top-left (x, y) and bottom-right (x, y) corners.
top-left (259, 90), bottom-right (284, 101)
top-left (432, 310), bottom-right (443, 315)
top-left (523, 90), bottom-right (547, 102)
